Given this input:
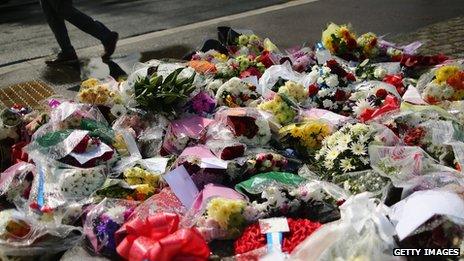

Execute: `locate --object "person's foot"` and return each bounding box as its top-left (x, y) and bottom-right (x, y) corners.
top-left (45, 52), bottom-right (78, 66)
top-left (102, 32), bottom-right (119, 60)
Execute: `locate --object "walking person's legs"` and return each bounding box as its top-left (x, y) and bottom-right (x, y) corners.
top-left (40, 0), bottom-right (78, 65)
top-left (55, 0), bottom-right (118, 59)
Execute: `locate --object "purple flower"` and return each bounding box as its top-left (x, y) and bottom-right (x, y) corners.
top-left (191, 91), bottom-right (216, 115)
top-left (95, 218), bottom-right (121, 255)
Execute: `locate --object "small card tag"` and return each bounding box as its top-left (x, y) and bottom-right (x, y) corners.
top-left (163, 165), bottom-right (199, 209)
top-left (200, 157), bottom-right (228, 169)
top-left (259, 217), bottom-right (290, 234)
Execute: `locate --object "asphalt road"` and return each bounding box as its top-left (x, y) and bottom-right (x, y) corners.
top-left (0, 0), bottom-right (285, 66)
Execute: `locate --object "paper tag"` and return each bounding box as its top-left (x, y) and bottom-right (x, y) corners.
top-left (163, 165), bottom-right (199, 208)
top-left (391, 190), bottom-right (464, 240)
top-left (69, 143), bottom-right (113, 164)
top-left (259, 217), bottom-right (290, 234)
top-left (140, 157), bottom-right (169, 173)
top-left (200, 157), bottom-right (228, 169)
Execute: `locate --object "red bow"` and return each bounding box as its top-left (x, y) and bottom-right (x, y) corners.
top-left (116, 213), bottom-right (210, 261)
top-left (360, 95), bottom-right (400, 122)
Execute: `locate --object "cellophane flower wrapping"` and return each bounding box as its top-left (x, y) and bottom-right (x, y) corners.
top-left (214, 107), bottom-right (271, 146)
top-left (416, 62), bottom-right (464, 103)
top-left (83, 198), bottom-right (137, 257)
top-left (0, 162), bottom-right (35, 205)
top-left (0, 208), bottom-right (83, 256)
top-left (290, 193), bottom-right (400, 261)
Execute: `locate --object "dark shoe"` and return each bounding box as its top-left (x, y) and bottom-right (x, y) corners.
top-left (45, 52), bottom-right (78, 66)
top-left (102, 32), bottom-right (118, 60)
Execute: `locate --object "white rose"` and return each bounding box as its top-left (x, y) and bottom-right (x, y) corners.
top-left (325, 74), bottom-right (339, 88)
top-left (373, 67), bottom-right (387, 79)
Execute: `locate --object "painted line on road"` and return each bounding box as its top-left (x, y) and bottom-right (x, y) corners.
top-left (0, 0), bottom-right (319, 75)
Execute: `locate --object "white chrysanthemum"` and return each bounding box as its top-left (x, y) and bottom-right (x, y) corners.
top-left (325, 148), bottom-right (340, 161)
top-left (325, 74), bottom-right (339, 88)
top-left (338, 134), bottom-right (352, 146)
top-left (308, 70), bottom-right (319, 84)
top-left (351, 123), bottom-right (370, 134)
top-left (340, 158), bottom-right (355, 172)
top-left (324, 159), bottom-right (334, 170)
top-left (352, 99), bottom-right (373, 117)
top-left (350, 142), bottom-right (367, 156)
top-left (322, 99), bottom-right (334, 108)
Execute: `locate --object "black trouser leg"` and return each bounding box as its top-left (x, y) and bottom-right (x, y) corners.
top-left (40, 0), bottom-right (75, 54)
top-left (55, 0), bottom-right (113, 44)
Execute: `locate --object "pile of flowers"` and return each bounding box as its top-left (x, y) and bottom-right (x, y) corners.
top-left (2, 24), bottom-right (464, 261)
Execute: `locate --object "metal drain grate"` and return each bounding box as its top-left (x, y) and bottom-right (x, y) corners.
top-left (0, 80), bottom-right (55, 109)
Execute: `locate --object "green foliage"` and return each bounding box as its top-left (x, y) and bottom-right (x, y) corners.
top-left (134, 68), bottom-right (196, 116)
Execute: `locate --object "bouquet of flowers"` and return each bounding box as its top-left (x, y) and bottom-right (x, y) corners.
top-left (258, 94), bottom-right (297, 125)
top-left (77, 78), bottom-right (122, 106)
top-left (417, 63), bottom-right (464, 103)
top-left (279, 120), bottom-right (332, 157)
top-left (0, 208), bottom-right (83, 256)
top-left (195, 196), bottom-right (247, 240)
top-left (187, 91), bottom-right (217, 116)
top-left (322, 23), bottom-right (379, 60)
top-left (348, 81), bottom-right (401, 121)
top-left (134, 67), bottom-right (196, 116)
top-left (84, 199), bottom-right (137, 257)
top-left (161, 115), bottom-right (213, 155)
top-left (315, 123), bottom-right (377, 180)
top-left (215, 77), bottom-right (261, 107)
top-left (234, 218), bottom-right (322, 255)
top-left (307, 60), bottom-right (356, 113)
top-left (226, 151), bottom-right (289, 182)
top-left (214, 107), bottom-right (271, 146)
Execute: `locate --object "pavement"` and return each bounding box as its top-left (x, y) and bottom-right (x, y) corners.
top-left (1, 0), bottom-right (464, 100)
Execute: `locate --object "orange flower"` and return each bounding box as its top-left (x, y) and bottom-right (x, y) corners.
top-left (447, 71), bottom-right (464, 90)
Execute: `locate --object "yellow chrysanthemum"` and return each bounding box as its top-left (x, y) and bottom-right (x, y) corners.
top-left (435, 65), bottom-right (460, 84)
top-left (322, 23), bottom-right (340, 53)
top-left (81, 78), bottom-right (100, 89)
top-left (207, 198), bottom-right (245, 229)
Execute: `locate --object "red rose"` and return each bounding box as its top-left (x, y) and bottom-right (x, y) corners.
top-left (334, 89), bottom-right (346, 101)
top-left (308, 84), bottom-right (319, 96)
top-left (326, 59), bottom-right (348, 77)
top-left (346, 73), bottom-right (356, 82)
top-left (220, 144), bottom-right (245, 160)
top-left (258, 51), bottom-right (274, 68)
top-left (375, 89), bottom-right (388, 99)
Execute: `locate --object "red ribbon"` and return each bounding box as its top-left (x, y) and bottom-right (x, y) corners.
top-left (116, 213), bottom-right (210, 261)
top-left (360, 95), bottom-right (400, 122)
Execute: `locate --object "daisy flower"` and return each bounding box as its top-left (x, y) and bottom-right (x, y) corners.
top-left (350, 142), bottom-right (367, 156)
top-left (340, 158), bottom-right (355, 172)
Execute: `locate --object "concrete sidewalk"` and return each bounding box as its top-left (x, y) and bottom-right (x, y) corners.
top-left (1, 0), bottom-right (463, 103)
